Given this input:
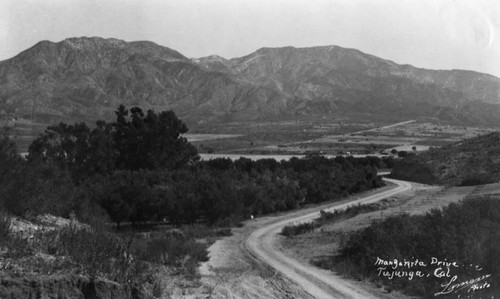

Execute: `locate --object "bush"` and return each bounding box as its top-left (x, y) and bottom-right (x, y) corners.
top-left (1, 161), bottom-right (81, 218)
top-left (281, 204), bottom-right (384, 238)
top-left (56, 222), bottom-right (125, 279)
top-left (390, 159), bottom-right (436, 184)
top-left (85, 171), bottom-right (161, 227)
top-left (331, 204), bottom-right (380, 219)
top-left (281, 222), bottom-right (319, 237)
top-left (459, 174), bottom-right (494, 186)
top-left (2, 235), bottom-right (33, 258)
top-left (139, 234), bottom-right (208, 275)
top-left (0, 212), bottom-right (36, 259)
top-left (381, 156), bottom-right (396, 168)
top-left (0, 215), bottom-right (153, 283)
top-left (0, 212), bottom-right (10, 243)
top-left (0, 218), bottom-right (34, 258)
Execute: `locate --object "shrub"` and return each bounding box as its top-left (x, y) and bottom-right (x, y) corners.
top-left (390, 159), bottom-right (436, 184)
top-left (45, 218), bottom-right (148, 282)
top-left (281, 222), bottom-right (318, 237)
top-left (0, 219), bottom-right (33, 258)
top-left (139, 233), bottom-right (209, 271)
top-left (214, 227), bottom-right (232, 237)
top-left (459, 174), bottom-right (494, 186)
top-left (179, 224), bottom-right (232, 240)
top-left (282, 204), bottom-right (384, 238)
top-left (397, 151), bottom-right (408, 157)
top-left (2, 234), bottom-right (33, 258)
top-left (0, 212), bottom-right (10, 243)
top-left (56, 222), bottom-right (123, 278)
top-left (0, 212), bottom-right (35, 258)
top-left (329, 204), bottom-right (380, 220)
top-left (1, 162), bottom-right (79, 218)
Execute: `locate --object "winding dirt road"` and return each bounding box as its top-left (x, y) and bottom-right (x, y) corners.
top-left (245, 178), bottom-right (412, 299)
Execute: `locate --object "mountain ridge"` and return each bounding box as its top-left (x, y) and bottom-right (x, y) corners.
top-left (1, 36), bottom-right (500, 127)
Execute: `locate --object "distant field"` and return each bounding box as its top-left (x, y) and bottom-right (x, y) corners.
top-left (1, 117), bottom-right (49, 152)
top-left (194, 119), bottom-right (497, 156)
top-left (3, 115), bottom-right (498, 156)
top-left (199, 153), bottom-right (387, 161)
top-left (183, 134), bottom-right (242, 142)
top-left (199, 153), bottom-right (312, 161)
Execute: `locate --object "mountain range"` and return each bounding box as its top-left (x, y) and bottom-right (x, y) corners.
top-left (1, 37), bottom-right (500, 127)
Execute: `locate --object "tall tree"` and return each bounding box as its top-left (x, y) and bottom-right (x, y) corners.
top-left (113, 105), bottom-right (199, 171)
top-left (28, 105), bottom-right (199, 179)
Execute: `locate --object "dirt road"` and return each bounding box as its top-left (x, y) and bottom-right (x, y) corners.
top-left (245, 178), bottom-right (412, 299)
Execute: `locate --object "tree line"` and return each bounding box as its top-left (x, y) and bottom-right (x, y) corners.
top-left (0, 105), bottom-right (387, 226)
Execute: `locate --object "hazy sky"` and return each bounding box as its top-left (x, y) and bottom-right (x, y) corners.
top-left (1, 0), bottom-right (500, 77)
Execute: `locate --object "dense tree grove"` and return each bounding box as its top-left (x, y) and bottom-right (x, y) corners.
top-left (83, 155), bottom-right (384, 226)
top-left (27, 105), bottom-right (199, 182)
top-left (0, 105), bottom-right (386, 226)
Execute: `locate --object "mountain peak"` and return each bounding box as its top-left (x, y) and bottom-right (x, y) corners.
top-left (16, 37), bottom-right (187, 64)
top-left (193, 54), bottom-right (228, 63)
top-left (256, 46), bottom-right (296, 52)
top-left (61, 36), bottom-right (128, 49)
top-left (1, 37), bottom-right (500, 127)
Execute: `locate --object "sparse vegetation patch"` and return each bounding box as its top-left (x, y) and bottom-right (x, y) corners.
top-left (391, 132), bottom-right (500, 185)
top-left (319, 196), bottom-right (500, 298)
top-left (281, 203), bottom-right (386, 237)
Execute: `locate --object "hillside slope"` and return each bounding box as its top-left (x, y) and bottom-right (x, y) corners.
top-left (390, 132), bottom-right (500, 185)
top-left (0, 37), bottom-right (289, 124)
top-left (1, 37), bottom-right (500, 126)
top-left (198, 46), bottom-right (500, 123)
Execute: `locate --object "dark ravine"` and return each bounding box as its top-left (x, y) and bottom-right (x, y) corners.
top-left (1, 37), bottom-right (500, 126)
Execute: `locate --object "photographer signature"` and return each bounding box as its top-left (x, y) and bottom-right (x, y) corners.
top-left (435, 274), bottom-right (491, 296)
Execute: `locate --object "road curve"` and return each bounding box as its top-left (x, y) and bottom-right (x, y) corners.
top-left (245, 178), bottom-right (412, 299)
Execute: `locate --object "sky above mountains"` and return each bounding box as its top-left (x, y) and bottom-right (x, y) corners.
top-left (1, 0), bottom-right (499, 77)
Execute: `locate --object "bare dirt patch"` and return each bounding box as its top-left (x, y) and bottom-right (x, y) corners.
top-left (198, 217), bottom-right (314, 299)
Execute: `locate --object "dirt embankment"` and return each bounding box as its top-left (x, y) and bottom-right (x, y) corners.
top-left (0, 273), bottom-right (144, 299)
top-left (0, 215), bottom-right (146, 299)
